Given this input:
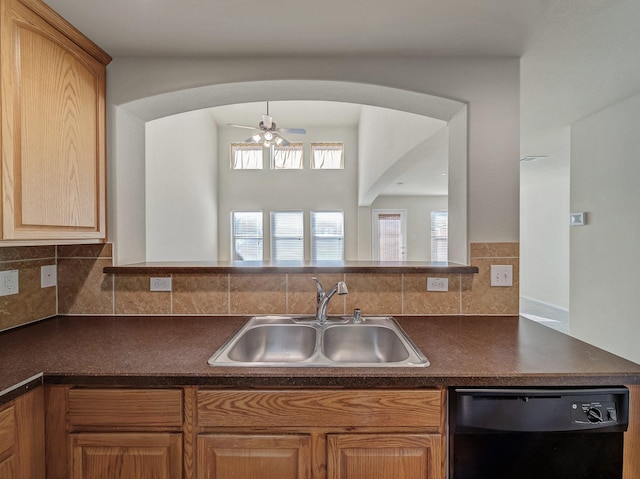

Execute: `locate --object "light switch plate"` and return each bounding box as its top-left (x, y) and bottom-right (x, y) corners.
top-left (490, 265), bottom-right (513, 287)
top-left (41, 264), bottom-right (57, 288)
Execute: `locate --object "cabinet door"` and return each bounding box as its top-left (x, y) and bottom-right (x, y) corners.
top-left (327, 434), bottom-right (443, 479)
top-left (70, 433), bottom-right (182, 479)
top-left (1, 0), bottom-right (108, 240)
top-left (0, 456), bottom-right (16, 479)
top-left (197, 434), bottom-right (311, 479)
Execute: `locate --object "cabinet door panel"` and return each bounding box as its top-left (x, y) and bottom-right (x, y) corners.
top-left (327, 434), bottom-right (443, 479)
top-left (71, 433), bottom-right (182, 479)
top-left (0, 456), bottom-right (16, 479)
top-left (197, 434), bottom-right (311, 479)
top-left (1, 0), bottom-right (107, 240)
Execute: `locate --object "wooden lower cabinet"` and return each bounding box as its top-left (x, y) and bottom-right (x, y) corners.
top-left (197, 434), bottom-right (311, 479)
top-left (0, 387), bottom-right (45, 479)
top-left (327, 433), bottom-right (442, 479)
top-left (70, 432), bottom-right (182, 479)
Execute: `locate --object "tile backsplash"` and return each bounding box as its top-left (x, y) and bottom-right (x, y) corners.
top-left (0, 242), bottom-right (519, 331)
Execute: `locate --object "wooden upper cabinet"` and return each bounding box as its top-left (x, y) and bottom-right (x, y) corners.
top-left (0, 0), bottom-right (111, 241)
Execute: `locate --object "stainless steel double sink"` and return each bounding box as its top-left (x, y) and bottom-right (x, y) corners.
top-left (208, 315), bottom-right (429, 367)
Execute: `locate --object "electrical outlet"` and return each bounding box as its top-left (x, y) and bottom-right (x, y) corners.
top-left (41, 265), bottom-right (57, 288)
top-left (0, 270), bottom-right (19, 296)
top-left (490, 265), bottom-right (513, 287)
top-left (427, 277), bottom-right (448, 292)
top-left (150, 277), bottom-right (172, 292)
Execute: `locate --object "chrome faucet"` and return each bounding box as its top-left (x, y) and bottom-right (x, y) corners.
top-left (312, 277), bottom-right (348, 322)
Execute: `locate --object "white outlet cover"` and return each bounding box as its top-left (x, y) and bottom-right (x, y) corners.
top-left (427, 277), bottom-right (448, 292)
top-left (150, 277), bottom-right (172, 292)
top-left (491, 265), bottom-right (513, 287)
top-left (0, 270), bottom-right (19, 296)
top-left (41, 264), bottom-right (57, 288)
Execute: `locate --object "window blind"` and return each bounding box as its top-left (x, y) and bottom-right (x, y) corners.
top-left (231, 212), bottom-right (263, 260)
top-left (270, 211), bottom-right (304, 261)
top-left (311, 211), bottom-right (344, 261)
top-left (431, 211), bottom-right (448, 262)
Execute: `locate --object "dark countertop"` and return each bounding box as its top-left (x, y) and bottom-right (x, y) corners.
top-left (1, 315), bottom-right (639, 404)
top-left (103, 260), bottom-right (479, 275)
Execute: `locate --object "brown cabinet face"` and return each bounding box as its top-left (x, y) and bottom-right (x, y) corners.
top-left (197, 434), bottom-right (312, 479)
top-left (0, 0), bottom-right (109, 241)
top-left (70, 433), bottom-right (182, 479)
top-left (327, 434), bottom-right (443, 479)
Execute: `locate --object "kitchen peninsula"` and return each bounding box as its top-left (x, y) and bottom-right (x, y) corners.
top-left (1, 314), bottom-right (639, 478)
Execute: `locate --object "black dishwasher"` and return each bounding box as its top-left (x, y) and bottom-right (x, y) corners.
top-left (449, 387), bottom-right (629, 479)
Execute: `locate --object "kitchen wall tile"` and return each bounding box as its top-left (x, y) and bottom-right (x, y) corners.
top-left (344, 273), bottom-right (402, 316)
top-left (470, 242), bottom-right (519, 258)
top-left (403, 274), bottom-right (462, 315)
top-left (229, 274), bottom-right (286, 315)
top-left (0, 259), bottom-right (56, 330)
top-left (58, 258), bottom-right (113, 315)
top-left (0, 245), bottom-right (55, 262)
top-left (114, 275), bottom-right (171, 315)
top-left (287, 273), bottom-right (346, 316)
top-left (173, 274), bottom-right (229, 315)
top-left (57, 243), bottom-right (112, 258)
top-left (462, 257), bottom-right (519, 315)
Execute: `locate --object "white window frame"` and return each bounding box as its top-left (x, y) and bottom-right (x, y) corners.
top-left (230, 143), bottom-right (263, 170)
top-left (231, 211), bottom-right (263, 261)
top-left (310, 142), bottom-right (344, 169)
top-left (372, 209), bottom-right (407, 261)
top-left (310, 211), bottom-right (344, 261)
top-left (271, 143), bottom-right (304, 169)
top-left (270, 211), bottom-right (304, 261)
top-left (430, 211), bottom-right (448, 262)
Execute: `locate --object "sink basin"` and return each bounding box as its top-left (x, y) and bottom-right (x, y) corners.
top-left (208, 316), bottom-right (429, 367)
top-left (227, 325), bottom-right (316, 362)
top-left (322, 325), bottom-right (410, 363)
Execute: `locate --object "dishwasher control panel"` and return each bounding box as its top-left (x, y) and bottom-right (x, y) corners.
top-left (571, 400), bottom-right (619, 425)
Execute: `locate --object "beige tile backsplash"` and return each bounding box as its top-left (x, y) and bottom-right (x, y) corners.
top-left (0, 242), bottom-right (519, 331)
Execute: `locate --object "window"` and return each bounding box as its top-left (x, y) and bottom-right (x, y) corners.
top-left (271, 143), bottom-right (303, 169)
top-left (231, 212), bottom-right (263, 260)
top-left (271, 211), bottom-right (304, 261)
top-left (311, 211), bottom-right (344, 261)
top-left (231, 143), bottom-right (263, 169)
top-left (311, 143), bottom-right (344, 169)
top-left (373, 210), bottom-right (406, 261)
top-left (431, 211), bottom-right (448, 262)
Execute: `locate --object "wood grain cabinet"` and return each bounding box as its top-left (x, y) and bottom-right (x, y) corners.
top-left (0, 387), bottom-right (45, 479)
top-left (195, 389), bottom-right (446, 479)
top-left (0, 0), bottom-right (111, 242)
top-left (49, 387), bottom-right (184, 479)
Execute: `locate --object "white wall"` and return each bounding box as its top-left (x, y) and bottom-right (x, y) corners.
top-left (106, 56), bottom-right (520, 263)
top-left (570, 92), bottom-right (640, 364)
top-left (365, 196), bottom-right (448, 262)
top-left (145, 110), bottom-right (218, 261)
top-left (357, 106), bottom-right (446, 205)
top-left (217, 125), bottom-right (358, 261)
top-left (520, 134), bottom-right (570, 309)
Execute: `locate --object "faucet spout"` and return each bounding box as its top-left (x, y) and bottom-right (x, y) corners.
top-left (312, 277), bottom-right (348, 322)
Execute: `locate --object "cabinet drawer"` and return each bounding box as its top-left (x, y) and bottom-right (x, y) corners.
top-left (0, 405), bottom-right (15, 456)
top-left (197, 389), bottom-right (443, 429)
top-left (68, 389), bottom-right (182, 427)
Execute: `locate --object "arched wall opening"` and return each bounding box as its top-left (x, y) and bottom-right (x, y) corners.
top-left (108, 79), bottom-right (468, 265)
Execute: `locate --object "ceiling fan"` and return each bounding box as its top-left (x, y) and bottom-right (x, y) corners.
top-left (227, 102), bottom-right (306, 147)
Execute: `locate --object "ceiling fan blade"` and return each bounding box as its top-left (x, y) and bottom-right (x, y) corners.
top-left (262, 114), bottom-right (273, 129)
top-left (228, 123), bottom-right (259, 130)
top-left (277, 128), bottom-right (306, 135)
top-left (274, 134), bottom-right (290, 147)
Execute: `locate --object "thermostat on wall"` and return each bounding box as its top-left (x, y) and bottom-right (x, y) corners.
top-left (570, 212), bottom-right (586, 226)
